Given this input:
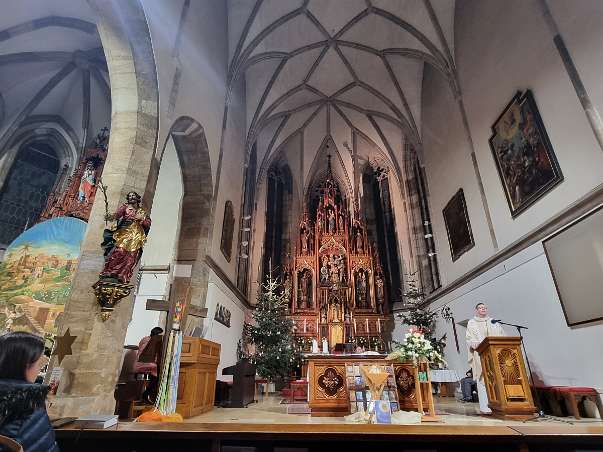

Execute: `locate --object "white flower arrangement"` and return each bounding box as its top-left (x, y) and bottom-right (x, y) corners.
top-left (386, 328), bottom-right (446, 367)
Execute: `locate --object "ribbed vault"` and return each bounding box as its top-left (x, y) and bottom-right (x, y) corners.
top-left (228, 0), bottom-right (457, 189)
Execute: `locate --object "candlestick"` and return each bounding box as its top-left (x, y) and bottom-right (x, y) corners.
top-left (377, 318), bottom-right (381, 333)
top-left (353, 318), bottom-right (357, 334)
top-left (304, 318), bottom-right (307, 333)
top-left (365, 317), bottom-right (369, 333)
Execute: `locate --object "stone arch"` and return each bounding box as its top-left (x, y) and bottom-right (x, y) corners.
top-left (50, 0), bottom-right (159, 417)
top-left (0, 116), bottom-right (80, 193)
top-left (154, 116), bottom-right (213, 330)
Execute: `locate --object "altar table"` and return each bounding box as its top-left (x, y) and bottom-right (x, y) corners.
top-left (305, 354), bottom-right (428, 417)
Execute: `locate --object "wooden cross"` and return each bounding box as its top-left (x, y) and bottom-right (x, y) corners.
top-left (145, 276), bottom-right (208, 334)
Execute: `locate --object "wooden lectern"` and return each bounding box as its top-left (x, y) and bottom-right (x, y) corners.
top-left (476, 336), bottom-right (536, 418)
top-left (176, 337), bottom-right (221, 418)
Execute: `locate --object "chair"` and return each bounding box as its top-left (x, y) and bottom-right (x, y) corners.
top-left (114, 345), bottom-right (145, 419)
top-left (221, 359), bottom-right (256, 407)
top-left (0, 435), bottom-right (24, 452)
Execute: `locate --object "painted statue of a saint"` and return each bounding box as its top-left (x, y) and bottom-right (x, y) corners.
top-left (78, 161), bottom-right (96, 203)
top-left (301, 229), bottom-right (308, 255)
top-left (328, 210), bottom-right (336, 233)
top-left (356, 271), bottom-right (367, 308)
top-left (375, 275), bottom-right (385, 313)
top-left (320, 256), bottom-right (329, 283)
top-left (298, 269), bottom-right (312, 309)
top-left (100, 191), bottom-right (151, 283)
top-left (355, 231), bottom-right (364, 254)
top-left (330, 255), bottom-right (340, 284)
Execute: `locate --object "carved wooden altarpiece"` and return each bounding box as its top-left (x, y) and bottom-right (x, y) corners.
top-left (287, 163), bottom-right (388, 351)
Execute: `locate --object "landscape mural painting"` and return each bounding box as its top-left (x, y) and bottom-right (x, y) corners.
top-left (0, 216), bottom-right (86, 335)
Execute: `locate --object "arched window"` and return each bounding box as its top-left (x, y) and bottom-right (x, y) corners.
top-left (262, 164), bottom-right (292, 283)
top-left (220, 200), bottom-right (235, 262)
top-left (362, 165), bottom-right (402, 305)
top-left (0, 142), bottom-right (61, 246)
top-left (236, 144), bottom-right (257, 294)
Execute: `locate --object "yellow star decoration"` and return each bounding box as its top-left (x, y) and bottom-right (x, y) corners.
top-left (53, 328), bottom-right (77, 364)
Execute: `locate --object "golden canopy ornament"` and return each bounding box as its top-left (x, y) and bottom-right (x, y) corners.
top-left (92, 280), bottom-right (133, 321)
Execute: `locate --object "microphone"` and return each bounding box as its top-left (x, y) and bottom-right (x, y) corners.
top-left (491, 319), bottom-right (502, 324)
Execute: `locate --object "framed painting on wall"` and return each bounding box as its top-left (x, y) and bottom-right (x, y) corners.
top-left (489, 90), bottom-right (563, 217)
top-left (442, 189), bottom-right (474, 262)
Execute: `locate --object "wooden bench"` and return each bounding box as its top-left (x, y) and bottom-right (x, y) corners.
top-left (538, 386), bottom-right (603, 419)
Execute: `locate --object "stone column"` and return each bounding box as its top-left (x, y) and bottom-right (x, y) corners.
top-left (48, 0), bottom-right (159, 417)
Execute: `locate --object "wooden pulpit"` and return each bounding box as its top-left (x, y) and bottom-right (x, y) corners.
top-left (476, 336), bottom-right (536, 418)
top-left (176, 337), bottom-right (220, 418)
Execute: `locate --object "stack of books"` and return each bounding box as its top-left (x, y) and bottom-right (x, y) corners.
top-left (74, 414), bottom-right (118, 429)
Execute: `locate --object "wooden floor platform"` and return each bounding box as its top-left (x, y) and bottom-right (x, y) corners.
top-left (55, 421), bottom-right (603, 452)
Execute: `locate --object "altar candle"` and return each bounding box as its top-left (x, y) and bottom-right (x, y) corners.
top-left (353, 318), bottom-right (357, 334)
top-left (365, 318), bottom-right (369, 333)
top-left (316, 317), bottom-right (319, 332)
top-left (304, 318), bottom-right (307, 333)
top-left (377, 319), bottom-right (381, 333)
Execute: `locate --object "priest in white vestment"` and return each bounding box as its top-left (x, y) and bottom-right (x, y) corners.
top-left (465, 302), bottom-right (505, 414)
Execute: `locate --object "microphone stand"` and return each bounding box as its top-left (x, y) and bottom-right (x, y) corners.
top-left (495, 321), bottom-right (545, 418)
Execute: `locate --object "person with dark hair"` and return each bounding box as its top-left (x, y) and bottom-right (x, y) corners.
top-left (134, 327), bottom-right (164, 404)
top-left (0, 332), bottom-right (59, 452)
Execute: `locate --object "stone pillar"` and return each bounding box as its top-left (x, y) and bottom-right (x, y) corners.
top-left (48, 0), bottom-right (159, 417)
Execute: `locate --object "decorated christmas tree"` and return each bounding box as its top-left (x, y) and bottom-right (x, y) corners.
top-left (397, 272), bottom-right (447, 366)
top-left (242, 270), bottom-right (300, 381)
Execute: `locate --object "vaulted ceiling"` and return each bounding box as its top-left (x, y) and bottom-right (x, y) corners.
top-left (0, 0), bottom-right (111, 155)
top-left (228, 0), bottom-right (457, 186)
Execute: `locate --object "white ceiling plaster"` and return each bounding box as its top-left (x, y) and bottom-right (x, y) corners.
top-left (329, 105), bottom-right (353, 156)
top-left (306, 0), bottom-right (367, 37)
top-left (371, 0), bottom-right (443, 53)
top-left (307, 46), bottom-right (355, 96)
top-left (0, 0), bottom-right (97, 31)
top-left (228, 0), bottom-right (257, 61)
top-left (336, 85), bottom-right (399, 120)
top-left (0, 0), bottom-right (110, 153)
top-left (372, 115), bottom-right (404, 168)
top-left (0, 61), bottom-right (64, 94)
top-left (425, 0), bottom-right (456, 59)
top-left (229, 0), bottom-right (456, 186)
top-left (242, 0), bottom-right (303, 52)
top-left (248, 13), bottom-right (324, 59)
top-left (339, 46), bottom-right (404, 113)
top-left (0, 28), bottom-right (99, 55)
top-left (260, 46), bottom-right (324, 116)
top-left (255, 116), bottom-right (283, 172)
top-left (271, 104), bottom-right (321, 152)
top-left (336, 105), bottom-right (388, 153)
top-left (386, 55), bottom-right (424, 134)
top-left (302, 105), bottom-right (327, 178)
top-left (271, 88), bottom-right (322, 116)
top-left (32, 70), bottom-right (79, 116)
top-left (245, 58), bottom-right (283, 126)
top-left (340, 13), bottom-right (432, 54)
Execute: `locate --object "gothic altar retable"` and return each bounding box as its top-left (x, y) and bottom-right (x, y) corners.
top-left (285, 163), bottom-right (388, 351)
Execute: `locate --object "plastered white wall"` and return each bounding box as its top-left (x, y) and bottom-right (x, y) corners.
top-left (204, 269), bottom-right (248, 377)
top-left (142, 0), bottom-right (228, 189)
top-left (124, 136), bottom-right (182, 345)
top-left (409, 0), bottom-right (603, 389)
top-left (424, 242), bottom-right (603, 389)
